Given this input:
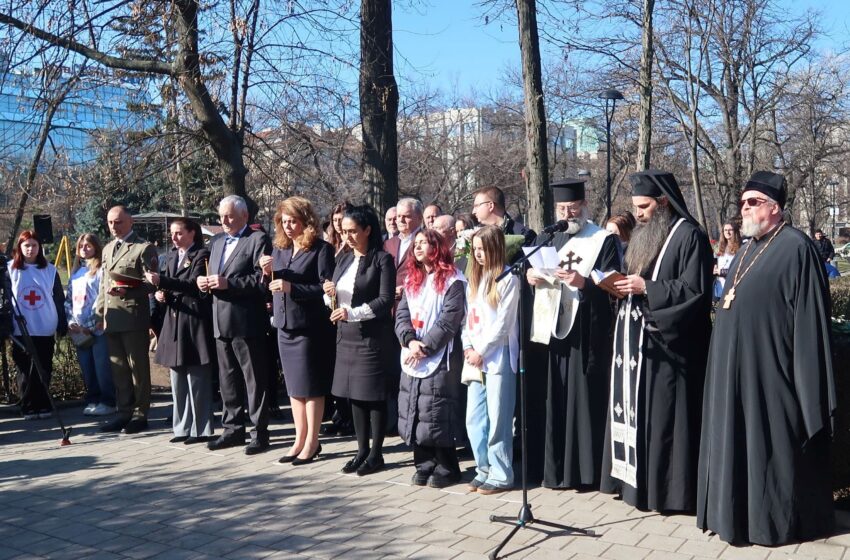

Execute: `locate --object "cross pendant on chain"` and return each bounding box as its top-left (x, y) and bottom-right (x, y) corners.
top-left (722, 287), bottom-right (736, 309)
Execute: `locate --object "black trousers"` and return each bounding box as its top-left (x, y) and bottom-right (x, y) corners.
top-left (12, 335), bottom-right (55, 414)
top-left (413, 442), bottom-right (460, 478)
top-left (216, 336), bottom-right (269, 442)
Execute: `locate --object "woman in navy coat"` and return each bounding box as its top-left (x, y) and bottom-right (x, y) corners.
top-left (261, 196), bottom-right (335, 466)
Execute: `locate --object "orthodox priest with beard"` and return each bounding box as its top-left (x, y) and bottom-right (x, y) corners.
top-left (697, 171), bottom-right (836, 546)
top-left (599, 169), bottom-right (713, 512)
top-left (526, 179), bottom-right (620, 489)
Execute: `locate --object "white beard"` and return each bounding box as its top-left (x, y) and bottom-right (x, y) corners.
top-left (566, 219), bottom-right (583, 235)
top-left (741, 216), bottom-right (766, 238)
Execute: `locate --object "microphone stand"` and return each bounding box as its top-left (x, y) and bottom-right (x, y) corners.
top-left (8, 290), bottom-right (72, 446)
top-left (489, 231), bottom-right (595, 560)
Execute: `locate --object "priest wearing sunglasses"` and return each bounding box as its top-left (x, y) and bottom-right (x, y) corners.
top-left (697, 171), bottom-right (836, 546)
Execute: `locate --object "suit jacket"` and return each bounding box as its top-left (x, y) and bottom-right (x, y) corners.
top-left (332, 248), bottom-right (395, 340)
top-left (271, 239), bottom-right (335, 331)
top-left (383, 228), bottom-right (420, 288)
top-left (155, 244), bottom-right (215, 368)
top-left (207, 227), bottom-right (271, 339)
top-left (95, 231), bottom-right (158, 333)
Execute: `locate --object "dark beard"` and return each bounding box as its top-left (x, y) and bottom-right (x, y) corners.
top-left (624, 204), bottom-right (673, 276)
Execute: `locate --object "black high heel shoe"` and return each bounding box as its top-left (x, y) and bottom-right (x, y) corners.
top-left (291, 444), bottom-right (322, 466)
top-left (278, 447), bottom-right (303, 464)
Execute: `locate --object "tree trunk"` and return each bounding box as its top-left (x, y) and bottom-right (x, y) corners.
top-left (515, 0), bottom-right (550, 230)
top-left (359, 0), bottom-right (399, 214)
top-left (173, 1), bottom-right (251, 215)
top-left (636, 0), bottom-right (655, 171)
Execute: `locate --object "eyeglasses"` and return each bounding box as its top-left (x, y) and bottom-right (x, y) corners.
top-left (473, 200), bottom-right (493, 209)
top-left (738, 197), bottom-right (771, 209)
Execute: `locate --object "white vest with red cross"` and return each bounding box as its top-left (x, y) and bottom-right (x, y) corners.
top-left (401, 270), bottom-right (465, 379)
top-left (9, 263), bottom-right (58, 336)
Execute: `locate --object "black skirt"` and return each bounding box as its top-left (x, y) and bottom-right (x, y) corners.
top-left (278, 325), bottom-right (334, 398)
top-left (331, 321), bottom-right (389, 401)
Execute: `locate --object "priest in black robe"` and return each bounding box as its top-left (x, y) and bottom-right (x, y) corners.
top-left (526, 179), bottom-right (620, 489)
top-left (599, 170), bottom-right (713, 512)
top-left (697, 171), bottom-right (836, 546)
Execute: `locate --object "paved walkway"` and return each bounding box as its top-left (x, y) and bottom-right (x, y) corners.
top-left (2, 398), bottom-right (849, 560)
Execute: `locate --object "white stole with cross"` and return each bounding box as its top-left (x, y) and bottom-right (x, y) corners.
top-left (401, 270), bottom-right (465, 379)
top-left (9, 263), bottom-right (58, 336)
top-left (530, 223), bottom-right (610, 344)
top-left (609, 218), bottom-right (684, 488)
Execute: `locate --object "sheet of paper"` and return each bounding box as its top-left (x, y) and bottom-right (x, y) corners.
top-left (524, 246), bottom-right (561, 280)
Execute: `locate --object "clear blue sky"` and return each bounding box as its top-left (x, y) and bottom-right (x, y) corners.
top-left (392, 1), bottom-right (850, 95)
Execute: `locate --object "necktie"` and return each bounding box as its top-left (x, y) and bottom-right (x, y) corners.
top-left (113, 240), bottom-right (122, 258)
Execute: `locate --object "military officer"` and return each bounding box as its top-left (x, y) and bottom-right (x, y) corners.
top-left (95, 205), bottom-right (159, 434)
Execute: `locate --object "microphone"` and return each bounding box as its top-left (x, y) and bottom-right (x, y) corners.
top-left (541, 220), bottom-right (569, 234)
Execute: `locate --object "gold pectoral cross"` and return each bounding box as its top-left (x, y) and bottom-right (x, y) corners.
top-left (722, 287), bottom-right (736, 309)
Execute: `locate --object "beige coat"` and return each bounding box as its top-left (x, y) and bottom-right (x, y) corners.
top-left (95, 232), bottom-right (158, 333)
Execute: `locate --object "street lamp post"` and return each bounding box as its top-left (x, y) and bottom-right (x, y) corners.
top-left (600, 89), bottom-right (624, 220)
top-left (831, 181), bottom-right (839, 240)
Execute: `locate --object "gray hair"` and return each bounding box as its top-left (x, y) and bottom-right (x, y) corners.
top-left (397, 197), bottom-right (423, 217)
top-left (219, 195), bottom-right (248, 215)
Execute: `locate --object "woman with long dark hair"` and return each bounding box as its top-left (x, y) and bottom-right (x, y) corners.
top-left (66, 233), bottom-right (115, 416)
top-left (9, 230), bottom-right (67, 419)
top-left (323, 205), bottom-right (395, 475)
top-left (396, 228), bottom-right (466, 488)
top-left (145, 218), bottom-right (216, 443)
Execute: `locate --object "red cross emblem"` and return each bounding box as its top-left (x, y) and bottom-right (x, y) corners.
top-left (467, 307), bottom-right (481, 331)
top-left (411, 311), bottom-right (425, 329)
top-left (23, 289), bottom-right (42, 307)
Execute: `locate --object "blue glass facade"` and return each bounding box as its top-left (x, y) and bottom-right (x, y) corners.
top-left (0, 70), bottom-right (155, 165)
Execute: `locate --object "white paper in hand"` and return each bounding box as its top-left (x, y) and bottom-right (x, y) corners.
top-left (524, 246), bottom-right (561, 283)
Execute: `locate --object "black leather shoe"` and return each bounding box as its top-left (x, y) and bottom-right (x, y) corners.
top-left (100, 417), bottom-right (130, 433)
top-left (207, 434), bottom-right (246, 451)
top-left (169, 436), bottom-right (188, 443)
top-left (341, 455), bottom-right (367, 474)
top-left (244, 439), bottom-right (270, 455)
top-left (184, 436), bottom-right (211, 445)
top-left (427, 472), bottom-right (461, 489)
top-left (356, 456), bottom-right (385, 476)
top-left (411, 470), bottom-right (430, 486)
top-left (121, 418), bottom-right (148, 434)
top-left (291, 444), bottom-right (322, 466)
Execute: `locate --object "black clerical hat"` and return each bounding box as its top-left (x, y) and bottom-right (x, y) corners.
top-left (744, 171), bottom-right (787, 208)
top-left (628, 169), bottom-right (698, 226)
top-left (551, 178), bottom-right (585, 202)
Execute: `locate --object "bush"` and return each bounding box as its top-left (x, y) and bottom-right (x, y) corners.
top-left (1, 336), bottom-right (85, 404)
top-left (831, 277), bottom-right (850, 322)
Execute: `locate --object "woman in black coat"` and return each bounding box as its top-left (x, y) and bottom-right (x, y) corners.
top-left (323, 205), bottom-right (395, 476)
top-left (145, 218), bottom-right (215, 443)
top-left (395, 228), bottom-right (467, 489)
top-left (260, 196), bottom-right (335, 466)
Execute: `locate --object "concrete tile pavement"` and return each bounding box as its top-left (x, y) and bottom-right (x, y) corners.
top-left (1, 399), bottom-right (849, 560)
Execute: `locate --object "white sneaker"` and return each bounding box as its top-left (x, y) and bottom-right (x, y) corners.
top-left (83, 404), bottom-right (97, 415)
top-left (91, 404), bottom-right (116, 416)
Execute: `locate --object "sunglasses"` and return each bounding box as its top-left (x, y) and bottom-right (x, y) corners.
top-left (738, 197), bottom-right (771, 208)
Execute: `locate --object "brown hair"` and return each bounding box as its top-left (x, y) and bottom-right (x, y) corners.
top-left (273, 196), bottom-right (321, 250)
top-left (327, 201), bottom-right (353, 252)
top-left (718, 222), bottom-right (742, 255)
top-left (11, 230), bottom-right (48, 269)
top-left (607, 211), bottom-right (637, 243)
top-left (472, 186), bottom-right (506, 211)
top-left (468, 225), bottom-right (506, 308)
top-left (72, 233), bottom-right (104, 276)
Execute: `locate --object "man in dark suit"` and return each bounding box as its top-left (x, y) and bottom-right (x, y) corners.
top-left (96, 206), bottom-right (159, 434)
top-left (432, 214), bottom-right (468, 274)
top-left (198, 195), bottom-right (272, 455)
